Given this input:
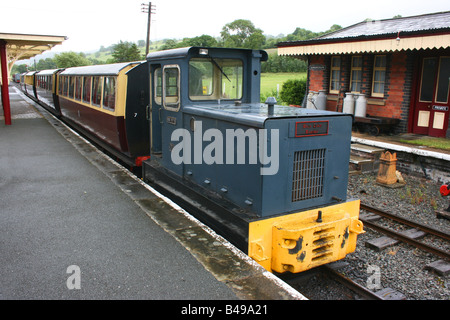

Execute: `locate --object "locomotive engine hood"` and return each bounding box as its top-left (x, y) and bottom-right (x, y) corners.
top-left (184, 102), bottom-right (350, 128)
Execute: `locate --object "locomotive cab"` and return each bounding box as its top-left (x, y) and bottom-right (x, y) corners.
top-left (145, 47), bottom-right (265, 171)
top-left (143, 47), bottom-right (363, 273)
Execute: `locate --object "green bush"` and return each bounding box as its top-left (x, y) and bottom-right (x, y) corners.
top-left (280, 79), bottom-right (307, 106)
top-left (260, 89), bottom-right (282, 105)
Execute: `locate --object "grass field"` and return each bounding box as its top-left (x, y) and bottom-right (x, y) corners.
top-left (260, 72), bottom-right (306, 97)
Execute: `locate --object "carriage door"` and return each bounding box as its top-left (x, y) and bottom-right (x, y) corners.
top-left (413, 56), bottom-right (450, 137)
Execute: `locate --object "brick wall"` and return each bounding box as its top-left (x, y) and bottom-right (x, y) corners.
top-left (309, 56), bottom-right (326, 92)
top-left (307, 52), bottom-right (413, 134)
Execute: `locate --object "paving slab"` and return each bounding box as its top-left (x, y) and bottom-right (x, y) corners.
top-left (0, 87), bottom-right (305, 300)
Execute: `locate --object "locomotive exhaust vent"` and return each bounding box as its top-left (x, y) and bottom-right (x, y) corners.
top-left (292, 149), bottom-right (326, 202)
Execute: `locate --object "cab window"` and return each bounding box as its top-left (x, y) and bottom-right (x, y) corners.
top-left (163, 65), bottom-right (180, 111)
top-left (154, 68), bottom-right (162, 105)
top-left (189, 58), bottom-right (243, 101)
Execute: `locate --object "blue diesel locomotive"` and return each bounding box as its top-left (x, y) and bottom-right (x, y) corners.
top-left (20, 47), bottom-right (363, 273)
top-left (141, 47), bottom-right (363, 273)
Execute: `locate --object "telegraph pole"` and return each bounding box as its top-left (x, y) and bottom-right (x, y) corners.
top-left (141, 2), bottom-right (156, 56)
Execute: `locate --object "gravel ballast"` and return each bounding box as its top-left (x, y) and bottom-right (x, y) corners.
top-left (339, 172), bottom-right (449, 300)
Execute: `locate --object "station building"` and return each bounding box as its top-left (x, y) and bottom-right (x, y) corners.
top-left (277, 11), bottom-right (450, 138)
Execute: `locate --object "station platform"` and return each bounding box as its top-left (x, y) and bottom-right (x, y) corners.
top-left (0, 85), bottom-right (305, 300)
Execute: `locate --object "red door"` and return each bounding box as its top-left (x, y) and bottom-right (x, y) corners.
top-left (412, 56), bottom-right (450, 137)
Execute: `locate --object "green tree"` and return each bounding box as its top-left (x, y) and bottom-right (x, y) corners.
top-left (11, 63), bottom-right (28, 74)
top-left (54, 52), bottom-right (92, 68)
top-left (182, 35), bottom-right (218, 47)
top-left (220, 19), bottom-right (265, 49)
top-left (36, 58), bottom-right (57, 70)
top-left (271, 24), bottom-right (343, 47)
top-left (160, 39), bottom-right (178, 50)
top-left (160, 35), bottom-right (219, 50)
top-left (327, 24), bottom-right (342, 33)
top-left (111, 41), bottom-right (142, 62)
top-left (285, 27), bottom-right (319, 41)
top-left (261, 53), bottom-right (307, 73)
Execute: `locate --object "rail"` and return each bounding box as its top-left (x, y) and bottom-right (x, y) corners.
top-left (360, 203), bottom-right (450, 260)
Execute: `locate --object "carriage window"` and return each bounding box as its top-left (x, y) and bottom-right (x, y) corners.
top-left (189, 58), bottom-right (243, 100)
top-left (58, 76), bottom-right (63, 95)
top-left (92, 76), bottom-right (102, 106)
top-left (63, 76), bottom-right (69, 96)
top-left (68, 77), bottom-right (75, 98)
top-left (82, 76), bottom-right (91, 103)
top-left (102, 76), bottom-right (116, 110)
top-left (75, 76), bottom-right (82, 100)
top-left (163, 65), bottom-right (180, 111)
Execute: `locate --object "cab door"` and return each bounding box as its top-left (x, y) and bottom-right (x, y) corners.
top-left (413, 56), bottom-right (450, 137)
top-left (150, 63), bottom-right (182, 175)
top-left (160, 64), bottom-right (182, 174)
top-left (150, 64), bottom-right (163, 154)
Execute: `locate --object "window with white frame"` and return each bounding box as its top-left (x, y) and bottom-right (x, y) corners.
top-left (329, 56), bottom-right (341, 94)
top-left (372, 55), bottom-right (386, 97)
top-left (350, 56), bottom-right (362, 93)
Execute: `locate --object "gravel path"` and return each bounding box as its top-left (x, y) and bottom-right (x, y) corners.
top-left (338, 172), bottom-right (450, 300)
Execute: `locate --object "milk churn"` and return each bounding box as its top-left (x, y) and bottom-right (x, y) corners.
top-left (354, 93), bottom-right (367, 117)
top-left (306, 91), bottom-right (316, 109)
top-left (342, 92), bottom-right (355, 114)
top-left (315, 90), bottom-right (327, 110)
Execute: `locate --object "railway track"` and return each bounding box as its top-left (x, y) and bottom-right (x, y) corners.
top-left (281, 202), bottom-right (450, 300)
top-left (280, 264), bottom-right (384, 300)
top-left (360, 203), bottom-right (450, 260)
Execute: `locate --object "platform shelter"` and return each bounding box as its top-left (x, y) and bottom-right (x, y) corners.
top-left (0, 32), bottom-right (66, 125)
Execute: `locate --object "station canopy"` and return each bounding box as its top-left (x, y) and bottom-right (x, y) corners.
top-left (1, 32), bottom-right (67, 125)
top-left (0, 32), bottom-right (67, 76)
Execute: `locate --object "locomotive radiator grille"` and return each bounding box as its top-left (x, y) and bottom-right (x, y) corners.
top-left (292, 149), bottom-right (326, 202)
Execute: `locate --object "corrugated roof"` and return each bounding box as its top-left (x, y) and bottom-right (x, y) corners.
top-left (277, 11), bottom-right (450, 55)
top-left (319, 11), bottom-right (450, 40)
